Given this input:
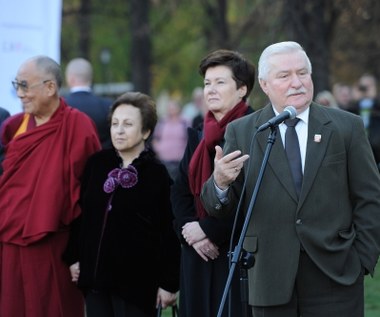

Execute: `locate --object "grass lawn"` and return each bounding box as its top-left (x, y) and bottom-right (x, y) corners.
top-left (365, 261), bottom-right (380, 317)
top-left (161, 262), bottom-right (380, 316)
top-left (160, 305), bottom-right (178, 317)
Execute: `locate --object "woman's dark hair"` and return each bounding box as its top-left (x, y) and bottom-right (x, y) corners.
top-left (199, 49), bottom-right (256, 101)
top-left (109, 91), bottom-right (158, 139)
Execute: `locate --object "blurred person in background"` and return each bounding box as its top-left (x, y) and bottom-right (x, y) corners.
top-left (64, 57), bottom-right (113, 149)
top-left (64, 92), bottom-right (180, 317)
top-left (0, 106), bottom-right (10, 175)
top-left (182, 86), bottom-right (205, 127)
top-left (0, 106), bottom-right (10, 124)
top-left (332, 82), bottom-right (353, 111)
top-left (315, 90), bottom-right (339, 109)
top-left (350, 73), bottom-right (379, 126)
top-left (152, 98), bottom-right (189, 180)
top-left (171, 49), bottom-right (255, 317)
top-left (350, 74), bottom-right (380, 167)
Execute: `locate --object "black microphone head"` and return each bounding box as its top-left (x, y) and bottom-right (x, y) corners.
top-left (284, 106), bottom-right (297, 119)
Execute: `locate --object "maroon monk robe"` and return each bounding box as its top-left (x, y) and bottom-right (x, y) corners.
top-left (0, 99), bottom-right (101, 317)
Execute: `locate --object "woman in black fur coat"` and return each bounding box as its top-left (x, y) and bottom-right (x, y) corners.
top-left (64, 92), bottom-right (180, 317)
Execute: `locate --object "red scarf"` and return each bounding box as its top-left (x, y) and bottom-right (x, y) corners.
top-left (188, 101), bottom-right (248, 218)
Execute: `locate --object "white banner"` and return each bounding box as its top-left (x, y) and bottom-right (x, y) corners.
top-left (0, 0), bottom-right (62, 115)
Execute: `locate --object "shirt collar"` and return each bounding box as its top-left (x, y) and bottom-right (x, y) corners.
top-left (70, 86), bottom-right (91, 93)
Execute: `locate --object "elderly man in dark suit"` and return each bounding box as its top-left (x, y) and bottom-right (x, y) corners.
top-left (201, 41), bottom-right (380, 317)
top-left (64, 58), bottom-right (113, 149)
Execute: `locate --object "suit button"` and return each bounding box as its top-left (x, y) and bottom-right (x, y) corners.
top-left (296, 219), bottom-right (302, 225)
top-left (215, 203), bottom-right (222, 210)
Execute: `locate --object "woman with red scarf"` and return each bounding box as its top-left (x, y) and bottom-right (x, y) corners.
top-left (171, 50), bottom-right (256, 317)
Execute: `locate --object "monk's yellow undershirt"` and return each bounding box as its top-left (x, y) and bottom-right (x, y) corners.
top-left (13, 114), bottom-right (30, 139)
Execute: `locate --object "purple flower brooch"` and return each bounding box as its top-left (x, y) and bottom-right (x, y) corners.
top-left (103, 165), bottom-right (138, 193)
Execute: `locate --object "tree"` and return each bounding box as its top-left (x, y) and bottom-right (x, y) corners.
top-left (282, 0), bottom-right (340, 94)
top-left (201, 0), bottom-right (230, 49)
top-left (330, 0), bottom-right (380, 84)
top-left (130, 0), bottom-right (152, 94)
top-left (60, 0), bottom-right (380, 102)
top-left (78, 0), bottom-right (92, 58)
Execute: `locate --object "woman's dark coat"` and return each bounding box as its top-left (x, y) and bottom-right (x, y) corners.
top-left (171, 108), bottom-right (252, 317)
top-left (65, 149), bottom-right (180, 315)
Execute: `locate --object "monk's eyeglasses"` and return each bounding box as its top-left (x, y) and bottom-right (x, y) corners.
top-left (12, 79), bottom-right (52, 93)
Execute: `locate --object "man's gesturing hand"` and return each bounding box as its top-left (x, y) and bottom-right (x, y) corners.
top-left (213, 145), bottom-right (249, 190)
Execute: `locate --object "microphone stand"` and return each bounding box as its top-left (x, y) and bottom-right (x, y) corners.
top-left (217, 127), bottom-right (278, 317)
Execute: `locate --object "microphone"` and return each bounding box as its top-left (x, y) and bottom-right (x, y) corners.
top-left (257, 106), bottom-right (297, 132)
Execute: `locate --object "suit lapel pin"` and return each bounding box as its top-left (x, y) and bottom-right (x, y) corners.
top-left (314, 134), bottom-right (322, 143)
